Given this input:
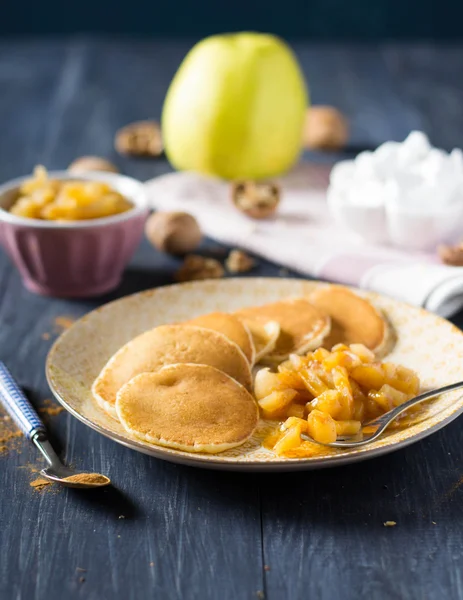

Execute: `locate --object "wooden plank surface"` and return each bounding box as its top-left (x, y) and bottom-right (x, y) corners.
top-left (0, 38), bottom-right (462, 600)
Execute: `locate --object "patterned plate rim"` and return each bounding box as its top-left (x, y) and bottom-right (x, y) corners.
top-left (46, 278), bottom-right (463, 471)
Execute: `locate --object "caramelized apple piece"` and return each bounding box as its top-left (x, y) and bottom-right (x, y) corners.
top-left (312, 347), bottom-right (331, 362)
top-left (368, 384), bottom-right (409, 415)
top-left (323, 349), bottom-right (361, 371)
top-left (335, 420), bottom-right (362, 436)
top-left (299, 368), bottom-right (329, 396)
top-left (382, 363), bottom-right (419, 397)
top-left (308, 389), bottom-right (343, 418)
top-left (307, 410), bottom-right (337, 444)
top-left (273, 427), bottom-right (302, 455)
top-left (258, 389), bottom-right (298, 419)
top-left (289, 354), bottom-right (307, 369)
top-left (331, 343), bottom-right (350, 352)
top-left (350, 380), bottom-right (366, 421)
top-left (365, 394), bottom-right (384, 420)
top-left (284, 416), bottom-right (309, 432)
top-left (293, 390), bottom-right (314, 404)
top-left (286, 404), bottom-right (306, 419)
top-left (277, 360), bottom-right (295, 373)
top-left (396, 366), bottom-right (420, 396)
top-left (379, 383), bottom-right (409, 407)
top-left (254, 368), bottom-right (285, 400)
top-left (349, 343), bottom-right (375, 363)
top-left (286, 404), bottom-right (306, 418)
top-left (273, 416), bottom-right (308, 455)
top-left (331, 366), bottom-right (354, 419)
top-left (350, 379), bottom-right (367, 402)
top-left (350, 363), bottom-right (385, 390)
top-left (277, 370), bottom-right (306, 390)
top-left (312, 361), bottom-right (334, 387)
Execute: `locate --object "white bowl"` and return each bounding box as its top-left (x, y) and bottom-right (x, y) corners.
top-left (328, 160), bottom-right (463, 251)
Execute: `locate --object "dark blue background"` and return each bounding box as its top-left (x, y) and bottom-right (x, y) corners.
top-left (2, 0), bottom-right (463, 39)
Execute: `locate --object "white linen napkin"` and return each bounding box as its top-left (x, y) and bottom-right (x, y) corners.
top-left (145, 163), bottom-right (463, 318)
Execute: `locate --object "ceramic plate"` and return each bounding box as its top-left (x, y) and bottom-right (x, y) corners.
top-left (46, 279), bottom-right (463, 471)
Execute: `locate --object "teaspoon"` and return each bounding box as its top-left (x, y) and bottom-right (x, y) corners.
top-left (0, 361), bottom-right (110, 489)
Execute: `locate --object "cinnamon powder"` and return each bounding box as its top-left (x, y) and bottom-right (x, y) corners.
top-left (54, 316), bottom-right (75, 331)
top-left (38, 398), bottom-right (64, 418)
top-left (29, 477), bottom-right (52, 490)
top-left (0, 399), bottom-right (63, 457)
top-left (41, 315), bottom-right (76, 341)
top-left (0, 414), bottom-right (22, 454)
top-left (63, 473), bottom-right (110, 485)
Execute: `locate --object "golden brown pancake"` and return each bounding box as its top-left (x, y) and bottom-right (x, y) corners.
top-left (116, 364), bottom-right (259, 453)
top-left (185, 312), bottom-right (255, 364)
top-left (239, 319), bottom-right (280, 363)
top-left (308, 285), bottom-right (390, 354)
top-left (235, 298), bottom-right (330, 363)
top-left (92, 324), bottom-right (252, 418)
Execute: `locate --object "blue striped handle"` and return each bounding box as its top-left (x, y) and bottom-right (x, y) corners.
top-left (0, 362), bottom-right (45, 439)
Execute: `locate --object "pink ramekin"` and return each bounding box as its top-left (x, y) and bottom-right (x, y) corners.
top-left (0, 171), bottom-right (149, 297)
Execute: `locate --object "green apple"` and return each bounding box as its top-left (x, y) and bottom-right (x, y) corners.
top-left (162, 33), bottom-right (308, 180)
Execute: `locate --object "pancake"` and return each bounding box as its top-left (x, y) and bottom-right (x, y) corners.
top-left (185, 312), bottom-right (255, 364)
top-left (239, 319), bottom-right (280, 363)
top-left (116, 364), bottom-right (259, 453)
top-left (235, 298), bottom-right (330, 363)
top-left (92, 324), bottom-right (252, 418)
top-left (308, 285), bottom-right (390, 355)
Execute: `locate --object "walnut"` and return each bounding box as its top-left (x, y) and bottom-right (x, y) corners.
top-left (68, 156), bottom-right (119, 174)
top-left (175, 255), bottom-right (225, 282)
top-left (225, 249), bottom-right (255, 273)
top-left (115, 120), bottom-right (163, 157)
top-left (231, 181), bottom-right (280, 219)
top-left (438, 243), bottom-right (463, 266)
top-left (303, 106), bottom-right (349, 151)
top-left (145, 211), bottom-right (202, 255)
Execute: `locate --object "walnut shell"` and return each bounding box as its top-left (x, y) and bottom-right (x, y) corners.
top-left (115, 120), bottom-right (163, 157)
top-left (225, 249), bottom-right (255, 273)
top-left (68, 156), bottom-right (119, 174)
top-left (231, 181), bottom-right (280, 219)
top-left (303, 106), bottom-right (349, 151)
top-left (175, 255), bottom-right (224, 282)
top-left (145, 211), bottom-right (202, 255)
top-left (438, 243), bottom-right (463, 266)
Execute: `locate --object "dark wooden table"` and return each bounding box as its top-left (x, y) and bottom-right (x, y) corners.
top-left (1, 38), bottom-right (463, 600)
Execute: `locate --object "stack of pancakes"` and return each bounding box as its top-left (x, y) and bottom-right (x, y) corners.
top-left (92, 285), bottom-right (390, 454)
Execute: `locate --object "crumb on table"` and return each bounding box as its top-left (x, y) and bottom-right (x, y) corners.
top-left (175, 255), bottom-right (224, 282)
top-left (383, 520), bottom-right (397, 527)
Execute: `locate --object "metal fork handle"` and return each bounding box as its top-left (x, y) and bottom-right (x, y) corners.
top-left (0, 362), bottom-right (46, 439)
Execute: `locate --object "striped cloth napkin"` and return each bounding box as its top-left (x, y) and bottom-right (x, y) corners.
top-left (145, 163), bottom-right (463, 318)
